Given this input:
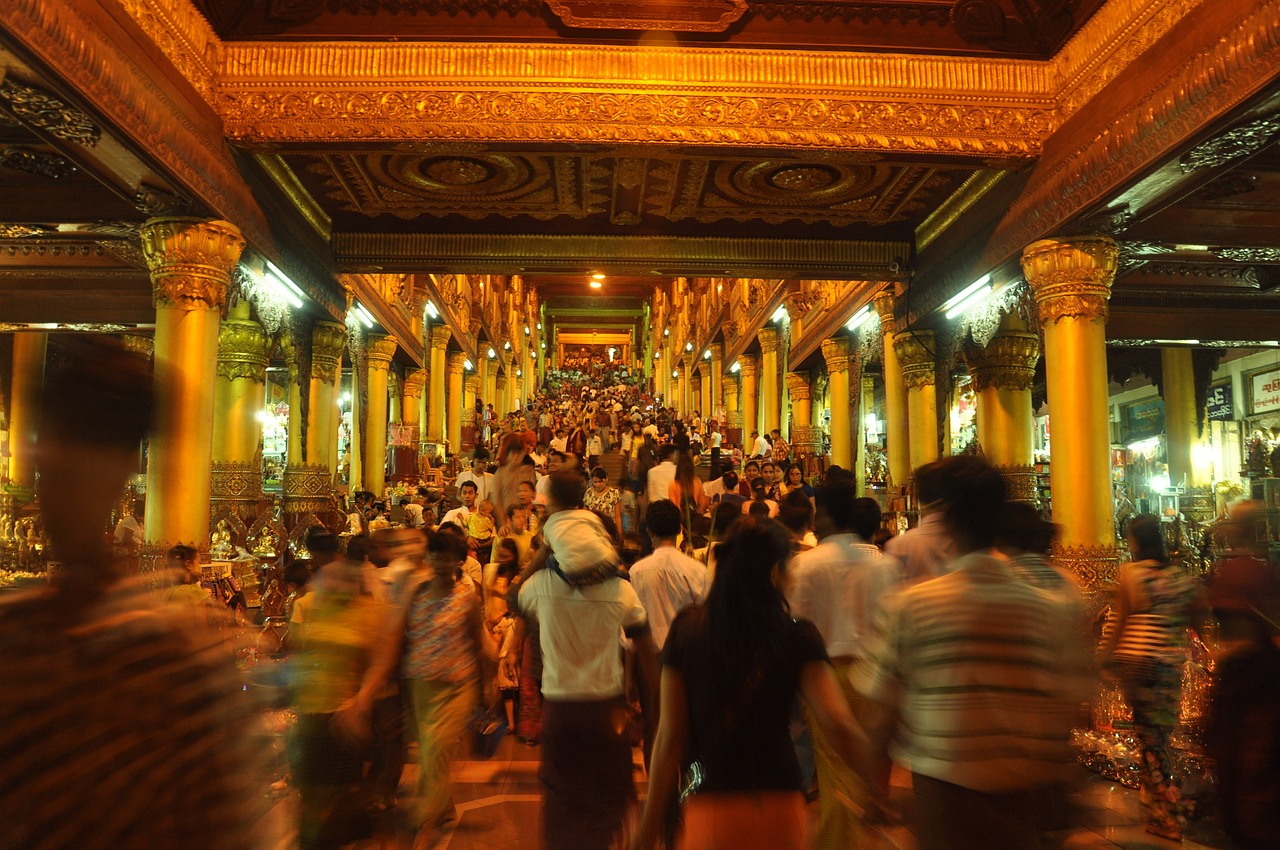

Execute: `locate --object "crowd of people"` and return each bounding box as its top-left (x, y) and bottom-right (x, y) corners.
top-left (2, 340), bottom-right (1278, 850)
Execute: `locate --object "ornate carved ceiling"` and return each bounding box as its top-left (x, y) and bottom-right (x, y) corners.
top-left (193, 0), bottom-right (1105, 57)
top-left (277, 145), bottom-right (976, 238)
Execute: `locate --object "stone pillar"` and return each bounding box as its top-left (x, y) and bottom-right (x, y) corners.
top-left (7, 332), bottom-right (47, 492)
top-left (691, 373), bottom-right (703, 419)
top-left (707, 343), bottom-right (723, 421)
top-left (447, 351), bottom-right (467, 455)
top-left (476, 354), bottom-right (491, 411)
top-left (211, 301), bottom-right (268, 521)
top-left (874, 292), bottom-right (909, 488)
top-left (1162, 348), bottom-right (1211, 487)
top-left (723, 370), bottom-right (741, 447)
top-left (284, 343), bottom-right (304, 467)
top-left (759, 327), bottom-right (781, 434)
top-left (483, 354), bottom-right (499, 421)
top-left (364, 335), bottom-right (396, 496)
top-left (139, 218), bottom-right (244, 546)
top-left (308, 320), bottom-right (347, 471)
top-left (1022, 236), bottom-right (1119, 597)
top-left (964, 313), bottom-right (1040, 503)
top-left (740, 354), bottom-right (759, 444)
top-left (677, 362), bottom-right (690, 417)
top-left (894, 329), bottom-right (939, 473)
top-left (463, 373), bottom-right (480, 450)
top-left (822, 338), bottom-right (852, 471)
top-left (427, 325), bottom-right (449, 442)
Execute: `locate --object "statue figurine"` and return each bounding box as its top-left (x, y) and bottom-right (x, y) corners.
top-left (0, 518), bottom-right (12, 543)
top-left (209, 519), bottom-right (234, 559)
top-left (251, 525), bottom-right (280, 558)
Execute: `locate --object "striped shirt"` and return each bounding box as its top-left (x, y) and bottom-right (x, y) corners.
top-left (852, 552), bottom-right (1090, 793)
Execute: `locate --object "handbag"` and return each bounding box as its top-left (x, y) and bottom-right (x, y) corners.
top-left (470, 704), bottom-right (508, 759)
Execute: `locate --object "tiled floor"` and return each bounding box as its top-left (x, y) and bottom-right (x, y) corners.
top-left (267, 736), bottom-right (1235, 849)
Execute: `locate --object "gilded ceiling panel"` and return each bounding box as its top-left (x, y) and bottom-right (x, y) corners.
top-left (288, 147), bottom-right (975, 229)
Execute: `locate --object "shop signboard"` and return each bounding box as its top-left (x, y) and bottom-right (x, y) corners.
top-left (1250, 368), bottom-right (1280, 415)
top-left (1206, 383), bottom-right (1234, 421)
top-left (1121, 398), bottom-right (1165, 443)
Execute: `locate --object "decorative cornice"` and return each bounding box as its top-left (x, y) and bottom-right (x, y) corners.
top-left (253, 153), bottom-right (332, 241)
top-left (216, 317), bottom-right (268, 382)
top-left (545, 0), bottom-right (748, 32)
top-left (1179, 114), bottom-right (1280, 172)
top-left (366, 334), bottom-right (398, 368)
top-left (139, 218), bottom-right (245, 310)
top-left (310, 320), bottom-right (347, 384)
top-left (1021, 236), bottom-right (1118, 325)
top-left (893, 330), bottom-right (937, 389)
top-left (915, 169), bottom-right (1009, 252)
top-left (964, 330), bottom-right (1040, 391)
top-left (821, 337), bottom-right (851, 374)
top-left (218, 42), bottom-right (1051, 156)
top-left (115, 0), bottom-right (221, 101)
top-left (0, 77), bottom-right (101, 146)
top-left (340, 233), bottom-right (906, 277)
top-left (785, 371), bottom-right (812, 401)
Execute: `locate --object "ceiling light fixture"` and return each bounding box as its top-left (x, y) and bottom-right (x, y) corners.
top-left (464, 359), bottom-right (473, 371)
top-left (504, 341), bottom-right (511, 350)
top-left (487, 347), bottom-right (496, 359)
top-left (353, 301), bottom-right (376, 329)
top-left (589, 280), bottom-right (602, 289)
top-left (663, 328), bottom-right (670, 337)
top-left (730, 361), bottom-right (741, 373)
top-left (524, 325), bottom-right (531, 335)
top-left (703, 349), bottom-right (711, 359)
top-left (425, 301), bottom-right (440, 319)
top-left (846, 304), bottom-right (873, 331)
top-left (672, 369), bottom-right (679, 378)
top-left (591, 273), bottom-right (606, 280)
top-left (771, 305), bottom-right (788, 323)
top-left (1152, 339), bottom-right (1201, 345)
top-left (255, 262), bottom-right (303, 309)
top-left (943, 274), bottom-right (993, 320)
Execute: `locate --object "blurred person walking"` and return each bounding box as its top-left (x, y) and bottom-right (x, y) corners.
top-left (1097, 514), bottom-right (1208, 842)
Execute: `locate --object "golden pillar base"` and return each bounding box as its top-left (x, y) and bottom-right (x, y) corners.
top-left (283, 463), bottom-right (335, 516)
top-left (996, 463), bottom-right (1039, 505)
top-left (1053, 542), bottom-right (1121, 617)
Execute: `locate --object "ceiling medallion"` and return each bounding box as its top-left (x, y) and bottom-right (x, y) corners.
top-left (769, 166), bottom-right (839, 192)
top-left (545, 0), bottom-right (748, 32)
top-left (423, 157), bottom-right (492, 186)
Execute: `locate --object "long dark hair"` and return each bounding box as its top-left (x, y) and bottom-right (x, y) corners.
top-left (704, 517), bottom-right (793, 681)
top-left (1127, 514), bottom-right (1167, 563)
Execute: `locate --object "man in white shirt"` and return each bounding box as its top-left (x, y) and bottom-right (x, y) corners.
top-left (441, 479), bottom-right (478, 528)
top-left (401, 488), bottom-right (427, 529)
top-left (629, 500), bottom-right (710, 651)
top-left (885, 460), bottom-right (955, 584)
top-left (750, 429), bottom-right (771, 458)
top-left (514, 473), bottom-right (658, 850)
top-left (549, 429), bottom-right (568, 453)
top-left (644, 444), bottom-right (678, 504)
top-left (454, 449), bottom-right (494, 502)
top-left (788, 481), bottom-right (901, 848)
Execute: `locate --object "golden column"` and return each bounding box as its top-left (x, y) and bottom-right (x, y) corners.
top-left (740, 354), bottom-right (760, 441)
top-left (759, 327), bottom-right (781, 434)
top-left (1022, 236), bottom-right (1119, 594)
top-left (7, 332), bottom-right (47, 491)
top-left (447, 351), bottom-right (467, 454)
top-left (464, 373), bottom-right (480, 426)
top-left (139, 218), bottom-right (244, 546)
top-left (1162, 348), bottom-right (1211, 487)
top-left (822, 338), bottom-right (853, 471)
top-left (364, 335), bottom-right (397, 496)
top-left (402, 368), bottom-right (427, 439)
top-left (284, 341), bottom-right (304, 466)
top-left (723, 369), bottom-right (741, 443)
top-left (707, 343), bottom-right (724, 419)
top-left (476, 353), bottom-right (491, 411)
top-left (964, 313), bottom-right (1040, 503)
top-left (427, 325), bottom-right (449, 442)
top-left (691, 373), bottom-right (703, 418)
top-left (677, 359), bottom-right (690, 416)
top-left (874, 292), bottom-right (910, 487)
top-left (894, 330), bottom-right (939, 472)
top-left (308, 320), bottom-right (347, 471)
top-left (785, 371), bottom-right (818, 457)
top-left (501, 348), bottom-right (517, 417)
top-left (211, 301), bottom-right (268, 521)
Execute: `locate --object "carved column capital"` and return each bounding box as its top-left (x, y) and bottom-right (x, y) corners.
top-left (758, 326), bottom-right (780, 355)
top-left (964, 328), bottom-right (1040, 391)
top-left (873, 290), bottom-right (898, 336)
top-left (403, 367), bottom-right (427, 401)
top-left (310, 320), bottom-right (347, 385)
top-left (447, 350), bottom-right (468, 376)
top-left (821, 337), bottom-right (851, 375)
top-left (216, 316), bottom-right (268, 382)
top-left (706, 342), bottom-right (723, 365)
top-left (430, 324), bottom-right (451, 352)
top-left (140, 217), bottom-right (245, 310)
top-left (464, 373), bottom-right (480, 394)
top-left (500, 350), bottom-right (515, 373)
top-left (893, 330), bottom-right (937, 389)
top-left (738, 353), bottom-right (759, 379)
top-left (367, 334), bottom-right (398, 370)
top-left (785, 371), bottom-right (812, 402)
top-left (1021, 236), bottom-right (1118, 325)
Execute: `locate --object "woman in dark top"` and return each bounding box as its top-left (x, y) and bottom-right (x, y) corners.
top-left (630, 518), bottom-right (867, 850)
